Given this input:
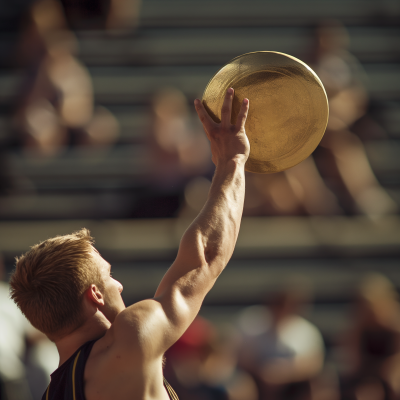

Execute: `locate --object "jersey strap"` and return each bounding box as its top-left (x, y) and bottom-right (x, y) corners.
top-left (163, 377), bottom-right (179, 400)
top-left (72, 350), bottom-right (82, 400)
top-left (44, 350), bottom-right (82, 400)
top-left (44, 341), bottom-right (178, 400)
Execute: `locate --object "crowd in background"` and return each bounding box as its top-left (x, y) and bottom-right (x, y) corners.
top-left (0, 0), bottom-right (399, 399)
top-left (167, 272), bottom-right (400, 400)
top-left (0, 0), bottom-right (398, 219)
top-left (2, 265), bottom-right (400, 400)
top-left (0, 255), bottom-right (58, 400)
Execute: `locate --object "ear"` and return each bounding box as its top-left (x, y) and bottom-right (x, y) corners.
top-left (86, 284), bottom-right (105, 307)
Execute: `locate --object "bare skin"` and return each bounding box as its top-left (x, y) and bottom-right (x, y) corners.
top-left (53, 88), bottom-right (250, 400)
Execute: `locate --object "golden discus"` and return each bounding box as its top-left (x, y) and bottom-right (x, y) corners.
top-left (202, 51), bottom-right (329, 173)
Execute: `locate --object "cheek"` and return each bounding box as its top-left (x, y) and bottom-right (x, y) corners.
top-left (104, 281), bottom-right (122, 301)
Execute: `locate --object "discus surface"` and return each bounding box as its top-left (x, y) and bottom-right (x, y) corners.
top-left (202, 51), bottom-right (329, 173)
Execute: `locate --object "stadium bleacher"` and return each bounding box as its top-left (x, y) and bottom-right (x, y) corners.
top-left (0, 0), bottom-right (399, 344)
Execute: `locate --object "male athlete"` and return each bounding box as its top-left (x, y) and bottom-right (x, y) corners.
top-left (10, 88), bottom-right (250, 400)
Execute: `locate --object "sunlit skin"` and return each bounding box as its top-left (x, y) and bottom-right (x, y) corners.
top-left (94, 250), bottom-right (126, 323)
top-left (52, 88), bottom-right (250, 400)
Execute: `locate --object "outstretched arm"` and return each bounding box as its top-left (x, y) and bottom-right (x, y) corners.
top-left (154, 88), bottom-right (249, 344)
top-left (115, 88), bottom-right (249, 357)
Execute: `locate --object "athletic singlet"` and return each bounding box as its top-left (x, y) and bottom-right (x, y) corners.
top-left (42, 340), bottom-right (178, 400)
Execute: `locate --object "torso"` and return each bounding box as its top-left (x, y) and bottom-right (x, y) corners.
top-left (45, 336), bottom-right (174, 400)
top-left (84, 334), bottom-right (171, 400)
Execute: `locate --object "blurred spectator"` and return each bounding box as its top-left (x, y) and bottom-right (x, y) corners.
top-left (164, 316), bottom-right (258, 400)
top-left (0, 254), bottom-right (58, 400)
top-left (178, 176), bottom-right (212, 219)
top-left (338, 273), bottom-right (400, 400)
top-left (284, 158), bottom-right (342, 216)
top-left (164, 317), bottom-right (228, 400)
top-left (105, 0), bottom-right (142, 33)
top-left (14, 0), bottom-right (119, 156)
top-left (238, 285), bottom-right (325, 400)
top-left (149, 87), bottom-right (211, 186)
top-left (248, 19), bottom-right (399, 219)
top-left (135, 87), bottom-right (211, 217)
top-left (308, 21), bottom-right (397, 217)
top-left (59, 0), bottom-right (142, 33)
top-left (243, 160), bottom-right (341, 217)
top-left (243, 172), bottom-right (305, 217)
top-left (0, 254), bottom-right (33, 400)
top-left (310, 20), bottom-right (369, 129)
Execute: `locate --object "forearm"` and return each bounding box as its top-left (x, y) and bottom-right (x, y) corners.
top-left (152, 158), bottom-right (245, 346)
top-left (151, 90), bottom-right (249, 350)
top-left (155, 158), bottom-right (245, 298)
top-left (183, 157), bottom-right (246, 275)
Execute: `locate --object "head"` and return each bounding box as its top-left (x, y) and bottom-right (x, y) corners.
top-left (152, 87), bottom-right (189, 121)
top-left (9, 228), bottom-right (124, 341)
top-left (357, 272), bottom-right (399, 325)
top-left (267, 279), bottom-right (312, 322)
top-left (315, 20), bottom-right (350, 53)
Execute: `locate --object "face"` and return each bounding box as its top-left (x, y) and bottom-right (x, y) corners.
top-left (91, 249), bottom-right (126, 323)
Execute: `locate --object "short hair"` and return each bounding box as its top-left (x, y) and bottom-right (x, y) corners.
top-left (9, 228), bottom-right (104, 339)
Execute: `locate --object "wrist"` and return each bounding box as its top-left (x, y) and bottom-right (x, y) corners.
top-left (217, 155), bottom-right (247, 170)
top-left (214, 157), bottom-right (246, 179)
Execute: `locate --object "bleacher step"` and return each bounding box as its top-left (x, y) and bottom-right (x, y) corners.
top-left (1, 216), bottom-right (399, 259)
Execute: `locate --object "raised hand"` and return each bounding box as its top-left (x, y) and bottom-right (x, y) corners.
top-left (194, 88), bottom-right (250, 167)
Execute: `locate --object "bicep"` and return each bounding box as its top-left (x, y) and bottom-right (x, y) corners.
top-left (133, 208), bottom-right (231, 355)
top-left (112, 277), bottom-right (211, 359)
top-left (153, 228), bottom-right (220, 334)
top-left (153, 260), bottom-right (217, 345)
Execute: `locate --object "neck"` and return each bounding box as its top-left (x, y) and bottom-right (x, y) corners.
top-left (55, 310), bottom-right (110, 366)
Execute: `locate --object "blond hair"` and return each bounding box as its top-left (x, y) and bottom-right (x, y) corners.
top-left (10, 228), bottom-right (103, 339)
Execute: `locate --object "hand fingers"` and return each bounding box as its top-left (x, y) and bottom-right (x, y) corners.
top-left (194, 99), bottom-right (215, 137)
top-left (235, 98), bottom-right (249, 130)
top-left (221, 87), bottom-right (234, 127)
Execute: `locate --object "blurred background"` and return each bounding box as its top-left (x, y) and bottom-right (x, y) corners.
top-left (1, 0), bottom-right (400, 399)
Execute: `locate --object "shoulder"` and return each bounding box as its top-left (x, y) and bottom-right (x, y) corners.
top-left (93, 291), bottom-right (191, 370)
top-left (84, 301), bottom-right (167, 398)
top-left (107, 298), bottom-right (169, 358)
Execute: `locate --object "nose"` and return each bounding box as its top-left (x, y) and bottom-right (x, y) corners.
top-left (112, 277), bottom-right (123, 293)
